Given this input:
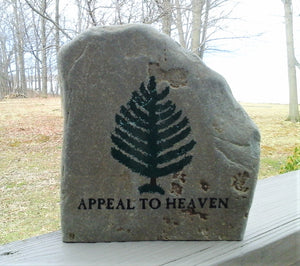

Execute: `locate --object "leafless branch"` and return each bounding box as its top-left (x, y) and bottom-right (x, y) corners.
top-left (86, 0), bottom-right (98, 26)
top-left (24, 0), bottom-right (72, 40)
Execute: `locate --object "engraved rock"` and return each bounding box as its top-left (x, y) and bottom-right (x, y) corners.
top-left (59, 24), bottom-right (260, 242)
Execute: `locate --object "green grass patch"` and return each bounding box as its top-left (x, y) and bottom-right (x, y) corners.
top-left (0, 187), bottom-right (60, 244)
top-left (259, 157), bottom-right (285, 179)
top-left (5, 181), bottom-right (27, 189)
top-left (36, 134), bottom-right (50, 143)
top-left (280, 147), bottom-right (300, 173)
top-left (8, 140), bottom-right (22, 147)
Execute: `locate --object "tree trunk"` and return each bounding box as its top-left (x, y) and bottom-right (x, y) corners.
top-left (75, 0), bottom-right (83, 33)
top-left (41, 0), bottom-right (48, 97)
top-left (34, 53), bottom-right (41, 92)
top-left (161, 0), bottom-right (172, 36)
top-left (0, 39), bottom-right (10, 97)
top-left (13, 0), bottom-right (27, 95)
top-left (191, 0), bottom-right (204, 55)
top-left (49, 66), bottom-right (54, 95)
top-left (55, 0), bottom-right (61, 97)
top-left (174, 0), bottom-right (186, 48)
top-left (283, 0), bottom-right (299, 122)
top-left (199, 0), bottom-right (210, 59)
top-left (86, 0), bottom-right (97, 26)
top-left (55, 0), bottom-right (60, 59)
top-left (8, 55), bottom-right (14, 94)
top-left (31, 8), bottom-right (41, 92)
top-left (13, 32), bottom-right (19, 93)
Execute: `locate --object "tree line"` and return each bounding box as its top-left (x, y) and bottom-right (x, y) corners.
top-left (0, 0), bottom-right (298, 121)
top-left (0, 0), bottom-right (237, 99)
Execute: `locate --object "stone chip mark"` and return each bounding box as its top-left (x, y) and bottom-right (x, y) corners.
top-left (148, 62), bottom-right (188, 88)
top-left (116, 227), bottom-right (131, 233)
top-left (232, 171), bottom-right (250, 192)
top-left (172, 171), bottom-right (186, 183)
top-left (163, 216), bottom-right (179, 226)
top-left (182, 208), bottom-right (208, 220)
top-left (171, 182), bottom-right (183, 195)
top-left (68, 233), bottom-right (75, 240)
top-left (171, 171), bottom-right (186, 195)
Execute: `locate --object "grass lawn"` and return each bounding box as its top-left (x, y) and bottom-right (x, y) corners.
top-left (0, 98), bottom-right (299, 244)
top-left (242, 103), bottom-right (300, 178)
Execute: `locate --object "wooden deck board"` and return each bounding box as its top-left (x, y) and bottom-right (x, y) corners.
top-left (1, 170), bottom-right (299, 265)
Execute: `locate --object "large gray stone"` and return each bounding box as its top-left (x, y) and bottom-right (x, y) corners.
top-left (58, 24), bottom-right (260, 242)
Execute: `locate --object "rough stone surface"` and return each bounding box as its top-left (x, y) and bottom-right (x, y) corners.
top-left (58, 24), bottom-right (260, 242)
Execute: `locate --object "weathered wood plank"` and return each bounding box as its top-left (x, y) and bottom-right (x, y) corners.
top-left (0, 170), bottom-right (299, 265)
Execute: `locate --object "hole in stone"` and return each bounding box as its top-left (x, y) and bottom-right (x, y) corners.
top-left (163, 216), bottom-right (171, 224)
top-left (243, 171), bottom-right (250, 178)
top-left (68, 233), bottom-right (75, 240)
top-left (199, 212), bottom-right (208, 220)
top-left (170, 182), bottom-right (182, 195)
top-left (179, 175), bottom-right (186, 183)
top-left (172, 172), bottom-right (186, 183)
top-left (232, 171), bottom-right (249, 192)
top-left (200, 180), bottom-right (210, 191)
top-left (182, 208), bottom-right (208, 220)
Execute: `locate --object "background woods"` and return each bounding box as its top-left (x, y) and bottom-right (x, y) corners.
top-left (0, 0), bottom-right (240, 99)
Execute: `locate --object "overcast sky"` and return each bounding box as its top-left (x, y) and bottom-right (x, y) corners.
top-left (61, 0), bottom-right (299, 104)
top-left (205, 0), bottom-right (300, 104)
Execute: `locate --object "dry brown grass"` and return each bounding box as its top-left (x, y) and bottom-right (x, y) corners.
top-left (0, 98), bottom-right (299, 244)
top-left (0, 98), bottom-right (62, 244)
top-left (243, 103), bottom-right (300, 178)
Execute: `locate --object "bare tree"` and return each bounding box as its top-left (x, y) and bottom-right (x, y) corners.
top-left (191, 0), bottom-right (204, 55)
top-left (282, 0), bottom-right (299, 122)
top-left (25, 0), bottom-right (72, 40)
top-left (41, 0), bottom-right (48, 97)
top-left (0, 0), bottom-right (246, 100)
top-left (12, 0), bottom-right (27, 94)
top-left (31, 8), bottom-right (42, 92)
top-left (0, 2), bottom-right (14, 98)
top-left (0, 34), bottom-right (13, 98)
top-left (161, 0), bottom-right (172, 35)
top-left (55, 0), bottom-right (60, 55)
top-left (172, 0), bottom-right (240, 59)
top-left (75, 0), bottom-right (83, 33)
top-left (86, 0), bottom-right (98, 26)
top-left (174, 0), bottom-right (186, 47)
top-left (198, 0), bottom-right (210, 58)
top-left (55, 0), bottom-right (60, 95)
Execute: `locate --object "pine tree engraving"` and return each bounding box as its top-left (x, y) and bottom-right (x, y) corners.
top-left (111, 76), bottom-right (196, 195)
